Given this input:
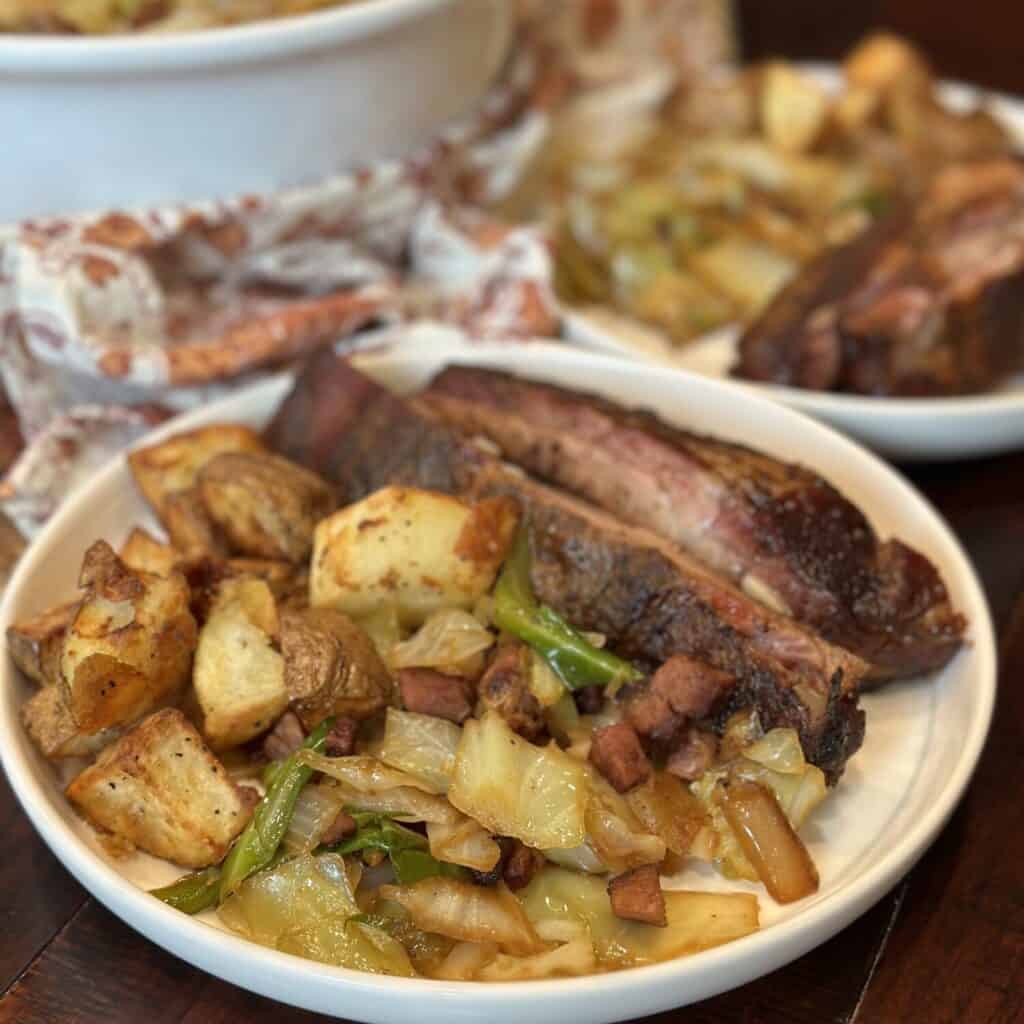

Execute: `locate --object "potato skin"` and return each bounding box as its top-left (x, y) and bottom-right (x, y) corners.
top-left (198, 452), bottom-right (335, 563)
top-left (6, 601), bottom-right (78, 687)
top-left (192, 576), bottom-right (288, 750)
top-left (22, 684), bottom-right (119, 760)
top-left (281, 607), bottom-right (393, 729)
top-left (162, 489), bottom-right (229, 559)
top-left (66, 708), bottom-right (252, 868)
top-left (127, 424), bottom-right (266, 517)
top-left (60, 541), bottom-right (197, 735)
top-left (311, 487), bottom-right (519, 625)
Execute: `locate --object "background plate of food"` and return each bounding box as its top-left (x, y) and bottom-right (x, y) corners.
top-left (542, 35), bottom-right (1024, 459)
top-left (0, 341), bottom-right (994, 1020)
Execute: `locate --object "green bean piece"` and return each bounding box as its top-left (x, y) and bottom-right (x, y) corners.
top-left (327, 812), bottom-right (465, 884)
top-left (218, 717), bottom-right (335, 900)
top-left (150, 865), bottom-right (221, 915)
top-left (493, 527), bottom-right (642, 691)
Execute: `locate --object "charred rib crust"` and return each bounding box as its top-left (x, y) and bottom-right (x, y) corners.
top-left (422, 366), bottom-right (964, 681)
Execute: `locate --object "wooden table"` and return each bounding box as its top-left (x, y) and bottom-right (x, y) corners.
top-left (5, 9), bottom-right (1024, 1024)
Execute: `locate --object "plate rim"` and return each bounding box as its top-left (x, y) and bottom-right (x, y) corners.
top-left (0, 343), bottom-right (997, 1020)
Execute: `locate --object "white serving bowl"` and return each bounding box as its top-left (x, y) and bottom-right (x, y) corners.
top-left (0, 343), bottom-right (994, 1021)
top-left (0, 0), bottom-right (511, 223)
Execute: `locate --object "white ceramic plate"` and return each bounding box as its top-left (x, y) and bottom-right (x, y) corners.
top-left (0, 344), bottom-right (995, 1022)
top-left (565, 69), bottom-right (1024, 461)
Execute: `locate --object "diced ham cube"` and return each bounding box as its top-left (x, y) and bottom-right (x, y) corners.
top-left (398, 668), bottom-right (473, 724)
top-left (608, 864), bottom-right (667, 927)
top-left (589, 722), bottom-right (651, 793)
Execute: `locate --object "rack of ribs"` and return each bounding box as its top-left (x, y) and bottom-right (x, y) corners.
top-left (420, 366), bottom-right (965, 682)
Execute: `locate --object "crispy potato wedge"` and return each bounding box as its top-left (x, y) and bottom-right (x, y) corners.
top-left (66, 708), bottom-right (252, 867)
top-left (119, 527), bottom-right (179, 577)
top-left (759, 62), bottom-right (830, 153)
top-left (60, 541), bottom-right (197, 734)
top-left (192, 577), bottom-right (288, 749)
top-left (6, 601), bottom-right (78, 686)
top-left (311, 487), bottom-right (519, 625)
top-left (127, 424), bottom-right (265, 517)
top-left (22, 684), bottom-right (120, 760)
top-left (281, 607), bottom-right (393, 729)
top-left (198, 452), bottom-right (335, 563)
top-left (162, 488), bottom-right (228, 559)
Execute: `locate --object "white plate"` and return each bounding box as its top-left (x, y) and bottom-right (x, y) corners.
top-left (565, 69), bottom-right (1024, 461)
top-left (0, 344), bottom-right (995, 1022)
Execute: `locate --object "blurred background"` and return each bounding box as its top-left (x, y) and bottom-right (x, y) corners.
top-left (739, 0), bottom-right (1023, 91)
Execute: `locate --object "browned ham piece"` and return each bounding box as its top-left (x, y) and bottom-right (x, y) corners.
top-left (589, 722), bottom-right (652, 793)
top-left (421, 365), bottom-right (965, 682)
top-left (397, 668), bottom-right (474, 724)
top-left (266, 352), bottom-right (867, 781)
top-left (735, 159), bottom-right (1024, 398)
top-left (608, 865), bottom-right (667, 926)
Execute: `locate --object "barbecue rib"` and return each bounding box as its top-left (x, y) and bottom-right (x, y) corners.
top-left (267, 352), bottom-right (866, 781)
top-left (733, 159), bottom-right (1024, 397)
top-left (421, 366), bottom-right (965, 682)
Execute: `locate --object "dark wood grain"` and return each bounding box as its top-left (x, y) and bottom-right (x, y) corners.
top-left (0, 775), bottom-right (86, 995)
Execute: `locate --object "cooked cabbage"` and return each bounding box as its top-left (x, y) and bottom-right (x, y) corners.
top-left (520, 867), bottom-right (759, 967)
top-left (359, 899), bottom-right (455, 974)
top-left (355, 606), bottom-right (403, 661)
top-left (427, 817), bottom-right (502, 873)
top-left (298, 751), bottom-right (462, 825)
top-left (448, 711), bottom-right (587, 850)
top-left (278, 917), bottom-right (417, 977)
top-left (382, 877), bottom-right (543, 956)
top-left (219, 850), bottom-right (412, 975)
top-left (528, 651), bottom-right (566, 708)
top-left (377, 708), bottom-right (461, 794)
top-left (390, 608), bottom-right (495, 678)
top-left (477, 937), bottom-right (596, 981)
top-left (282, 781), bottom-right (346, 856)
top-left (545, 691), bottom-right (581, 743)
top-left (585, 772), bottom-right (666, 872)
top-left (690, 727), bottom-right (827, 881)
top-left (625, 771), bottom-right (708, 857)
top-left (219, 852), bottom-right (359, 945)
top-left (542, 843), bottom-right (606, 875)
top-left (431, 941), bottom-right (499, 981)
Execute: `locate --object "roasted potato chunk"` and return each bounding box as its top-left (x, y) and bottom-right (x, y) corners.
top-left (22, 684), bottom-right (119, 760)
top-left (119, 527), bottom-right (179, 577)
top-left (127, 424), bottom-right (265, 517)
top-left (281, 607), bottom-right (393, 729)
top-left (66, 708), bottom-right (252, 868)
top-left (192, 576), bottom-right (288, 749)
top-left (60, 541), bottom-right (197, 734)
top-left (198, 452), bottom-right (335, 563)
top-left (6, 601), bottom-right (77, 686)
top-left (843, 32), bottom-right (932, 96)
top-left (162, 488), bottom-right (228, 559)
top-left (759, 62), bottom-right (829, 153)
top-left (311, 487), bottom-right (519, 625)
top-left (227, 559), bottom-right (308, 609)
